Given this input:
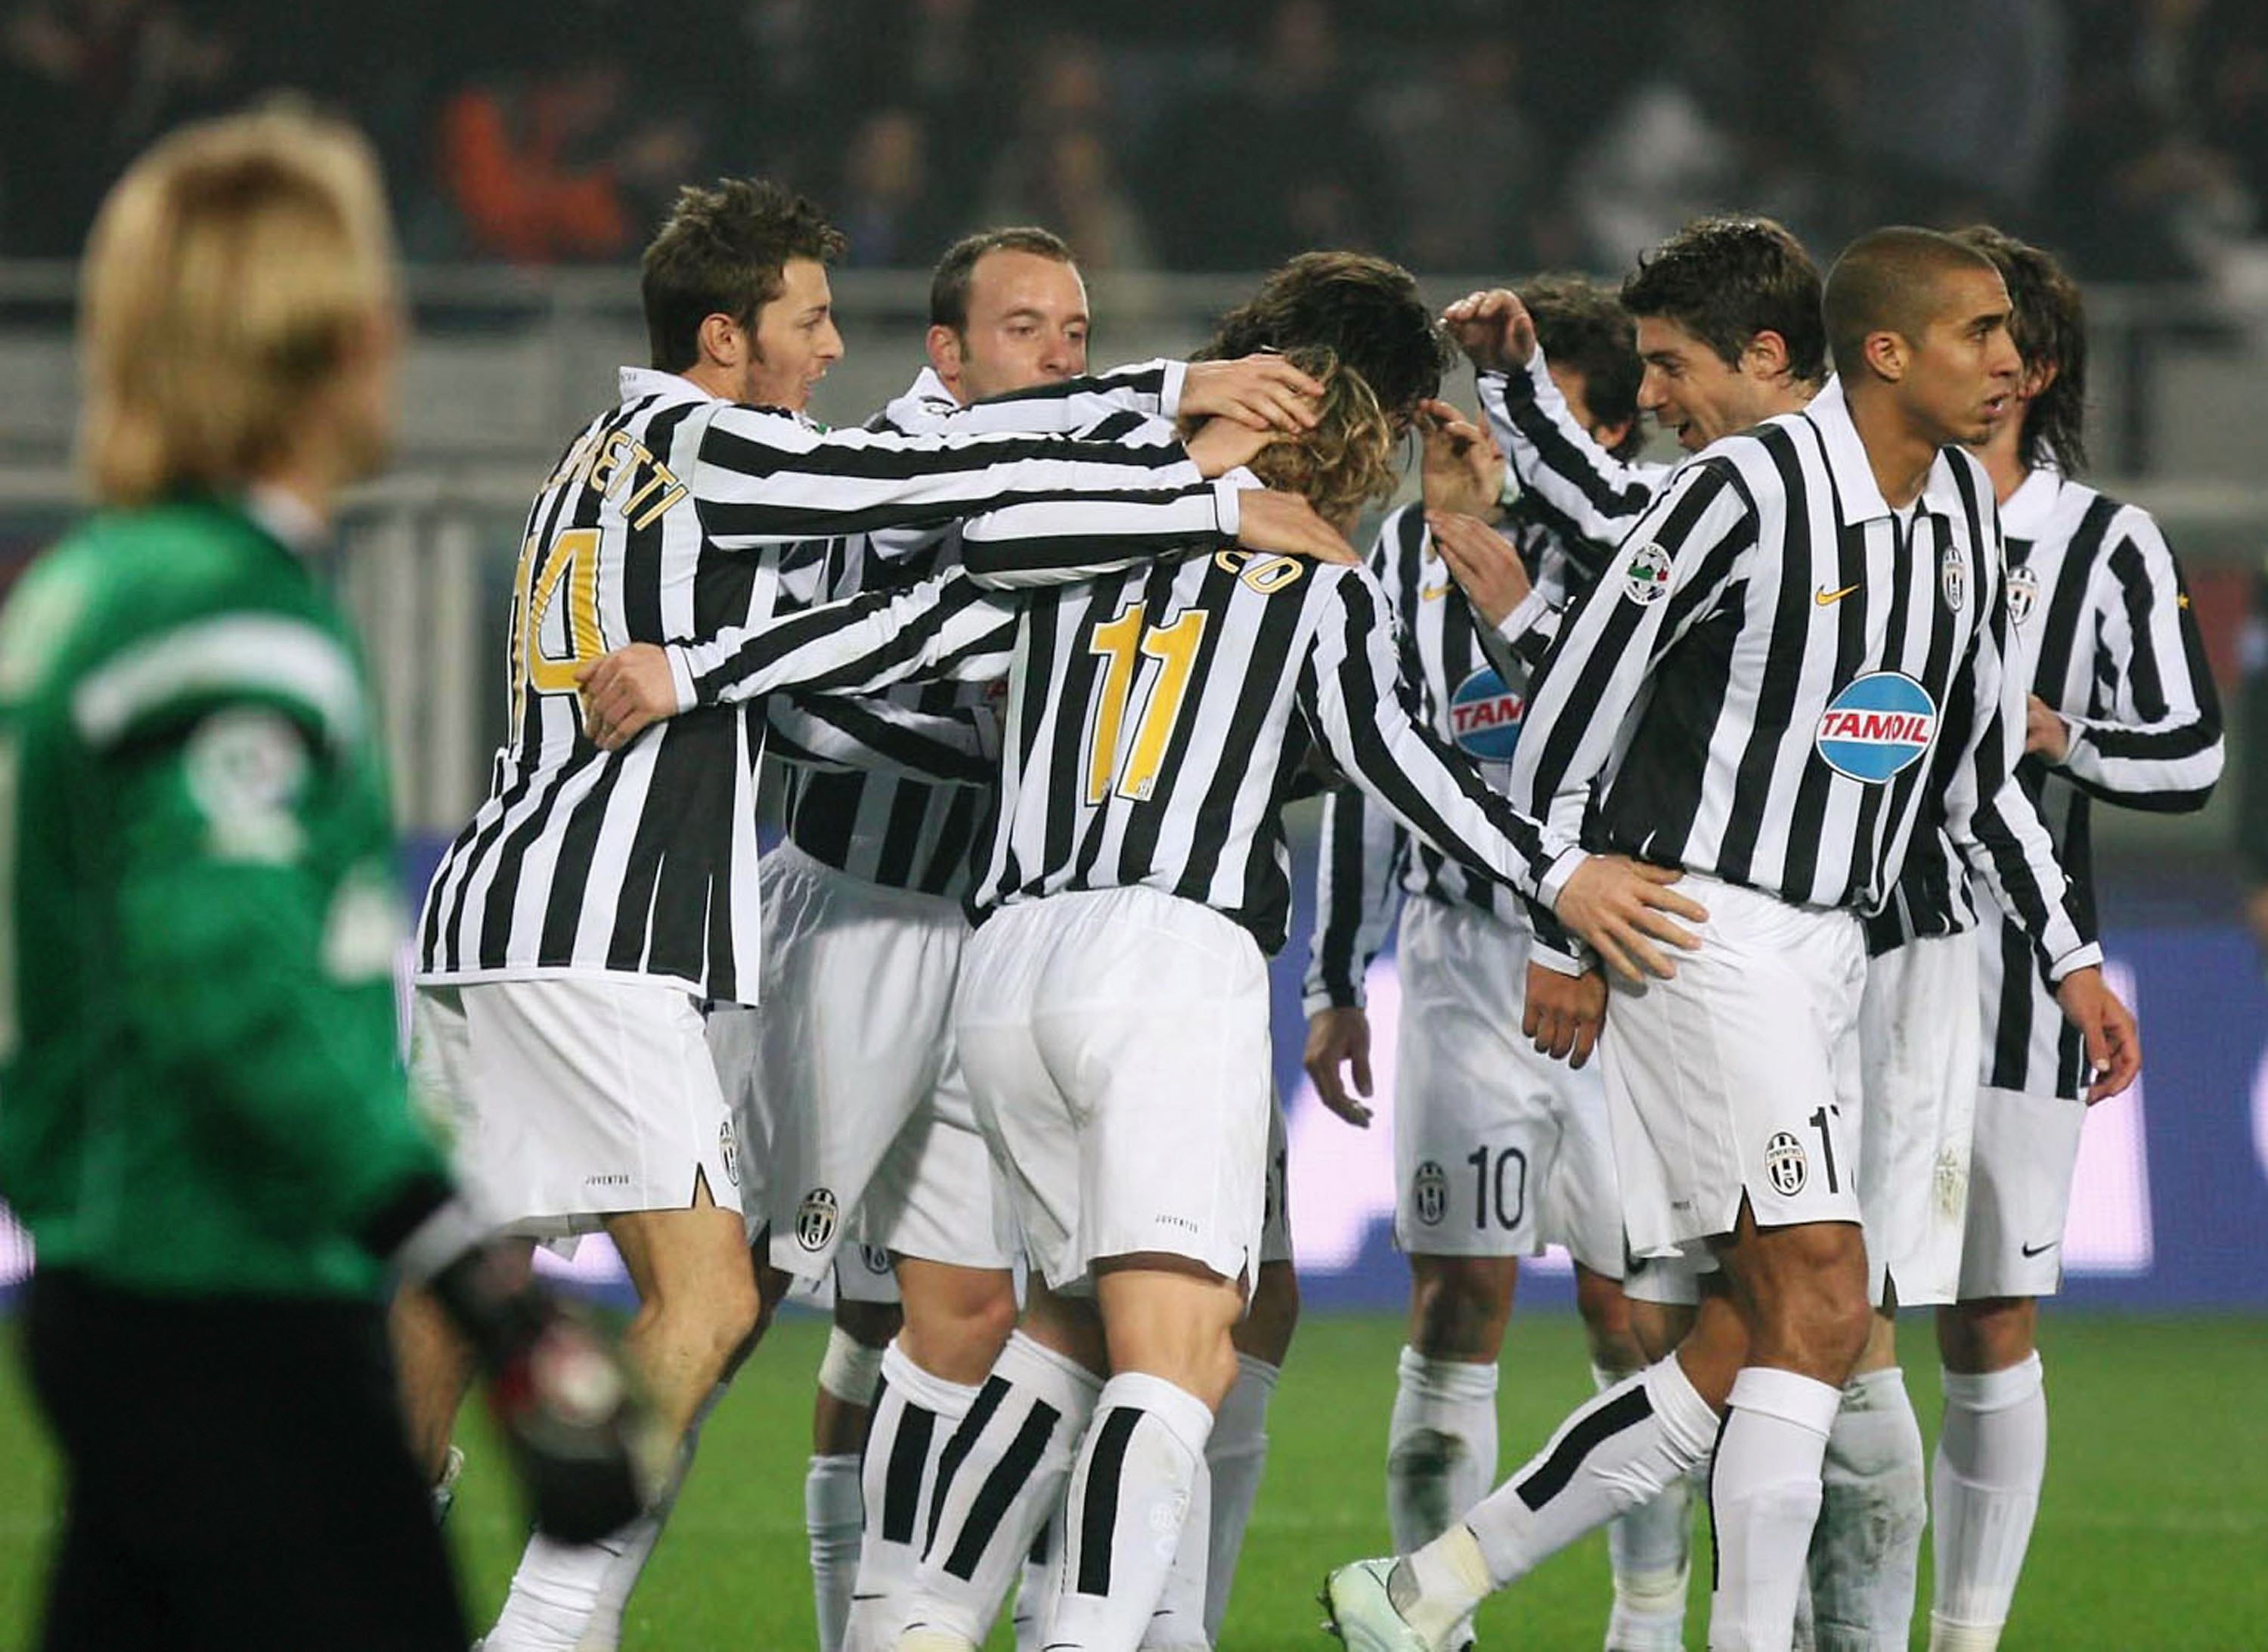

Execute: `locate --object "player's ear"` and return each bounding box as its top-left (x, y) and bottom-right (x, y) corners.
top-left (1862, 328), bottom-right (1907, 386)
top-left (2021, 356), bottom-right (2059, 402)
top-left (1594, 417), bottom-right (1634, 454)
top-left (696, 311), bottom-right (745, 371)
top-left (1741, 329), bottom-right (1791, 384)
top-left (926, 324), bottom-right (963, 386)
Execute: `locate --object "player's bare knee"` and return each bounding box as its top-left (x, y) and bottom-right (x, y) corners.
top-left (1936, 1295), bottom-right (2037, 1375)
top-left (1408, 1254), bottom-right (1515, 1359)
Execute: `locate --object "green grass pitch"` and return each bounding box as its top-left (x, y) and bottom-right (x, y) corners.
top-left (2, 1309), bottom-right (2263, 1648)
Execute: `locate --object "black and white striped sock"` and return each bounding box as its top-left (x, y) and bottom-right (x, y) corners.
top-left (901, 1332), bottom-right (1101, 1646)
top-left (1047, 1373), bottom-right (1215, 1652)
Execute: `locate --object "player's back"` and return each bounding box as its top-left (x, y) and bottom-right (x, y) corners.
top-left (974, 545), bottom-right (1354, 953)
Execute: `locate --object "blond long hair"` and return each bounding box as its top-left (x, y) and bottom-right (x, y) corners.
top-left (1243, 346), bottom-right (1399, 525)
top-left (79, 103), bottom-right (398, 505)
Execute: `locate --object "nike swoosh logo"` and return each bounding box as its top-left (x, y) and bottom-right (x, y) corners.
top-left (1815, 582), bottom-right (1861, 606)
top-left (1421, 582), bottom-right (1452, 602)
top-left (2021, 1239), bottom-right (2059, 1258)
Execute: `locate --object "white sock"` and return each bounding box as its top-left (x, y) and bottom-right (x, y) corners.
top-left (1464, 1359), bottom-right (1718, 1588)
top-left (844, 1344), bottom-right (981, 1652)
top-left (1387, 1347), bottom-right (1499, 1553)
top-left (1806, 1366), bottom-right (1926, 1651)
top-left (1141, 1448), bottom-right (1213, 1649)
top-left (1048, 1373), bottom-right (1215, 1652)
top-left (903, 1332), bottom-right (1101, 1646)
top-left (808, 1452), bottom-right (865, 1652)
top-left (1597, 1365), bottom-right (1693, 1652)
top-left (1200, 1351), bottom-right (1278, 1638)
top-left (579, 1381), bottom-right (730, 1652)
top-left (1929, 1353), bottom-right (2046, 1650)
top-left (1706, 1367), bottom-right (1841, 1652)
top-left (1013, 1508), bottom-right (1061, 1652)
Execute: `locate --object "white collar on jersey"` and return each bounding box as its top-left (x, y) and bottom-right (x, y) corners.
top-left (244, 482), bottom-right (327, 556)
top-left (1803, 376), bottom-right (1972, 525)
top-left (877, 366), bottom-right (963, 433)
top-left (2000, 463), bottom-right (2065, 539)
top-left (618, 364), bottom-right (715, 407)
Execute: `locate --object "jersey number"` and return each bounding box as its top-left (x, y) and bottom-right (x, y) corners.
top-left (508, 528), bottom-right (604, 726)
top-left (1084, 603), bottom-right (1208, 804)
top-left (1467, 1145), bottom-right (1528, 1231)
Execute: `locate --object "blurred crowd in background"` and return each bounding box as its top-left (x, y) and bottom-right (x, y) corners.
top-left (5, 0), bottom-right (2268, 290)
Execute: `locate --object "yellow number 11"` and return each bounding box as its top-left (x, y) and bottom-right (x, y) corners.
top-left (1085, 602), bottom-right (1208, 804)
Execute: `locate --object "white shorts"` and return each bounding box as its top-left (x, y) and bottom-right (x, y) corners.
top-left (1393, 898), bottom-right (1624, 1276)
top-left (1854, 931), bottom-right (1980, 1307)
top-left (411, 978), bottom-right (741, 1242)
top-left (955, 886), bottom-right (1273, 1294)
top-left (723, 843), bottom-right (1021, 1282)
top-left (1959, 1084), bottom-right (2087, 1300)
top-left (1599, 874), bottom-right (1866, 1256)
top-left (1622, 1254), bottom-right (1705, 1306)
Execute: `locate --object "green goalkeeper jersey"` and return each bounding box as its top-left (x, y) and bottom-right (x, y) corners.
top-left (0, 496), bottom-right (447, 1299)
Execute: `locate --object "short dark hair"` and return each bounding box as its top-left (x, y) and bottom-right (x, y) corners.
top-left (1201, 250), bottom-right (1452, 429)
top-left (640, 178), bottom-right (847, 373)
top-left (928, 226), bottom-right (1077, 332)
top-left (1520, 274), bottom-right (1644, 461)
top-left (1822, 225), bottom-right (2003, 383)
top-left (1950, 225), bottom-right (2089, 476)
top-left (1619, 215), bottom-right (1826, 386)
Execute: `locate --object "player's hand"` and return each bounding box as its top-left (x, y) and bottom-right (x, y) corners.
top-left (2053, 964), bottom-right (2140, 1103)
top-left (1427, 510), bottom-right (1532, 628)
top-left (578, 644), bottom-right (679, 750)
top-left (1553, 856), bottom-right (1709, 984)
top-left (2025, 694), bottom-right (2072, 762)
top-left (1235, 488), bottom-right (1359, 565)
top-left (1417, 398), bottom-right (1507, 519)
top-left (1179, 353), bottom-right (1325, 433)
top-left (429, 1243), bottom-right (663, 1544)
top-left (1442, 288), bottom-right (1538, 375)
top-left (1303, 1006), bottom-right (1375, 1127)
top-left (1185, 413), bottom-right (1278, 479)
top-left (1523, 963), bottom-right (1606, 1068)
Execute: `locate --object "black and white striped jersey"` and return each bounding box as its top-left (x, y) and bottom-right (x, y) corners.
top-left (968, 529), bottom-right (1554, 955)
top-left (414, 365), bottom-right (1235, 1003)
top-left (1975, 466), bottom-right (2223, 1099)
top-left (778, 366), bottom-right (1194, 902)
top-left (1303, 504), bottom-right (1537, 1010)
top-left (1510, 377), bottom-right (2099, 978)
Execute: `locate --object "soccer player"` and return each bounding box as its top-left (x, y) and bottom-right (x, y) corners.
top-left (404, 178), bottom-right (1346, 1652)
top-left (714, 224), bottom-right (1319, 1652)
top-left (1321, 228), bottom-right (2139, 1652)
top-left (1303, 275), bottom-right (1698, 1652)
top-left (1918, 227), bottom-right (2223, 1652)
top-left (0, 105), bottom-right (651, 1650)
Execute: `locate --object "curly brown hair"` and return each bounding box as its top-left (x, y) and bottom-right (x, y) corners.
top-left (1241, 346), bottom-right (1399, 523)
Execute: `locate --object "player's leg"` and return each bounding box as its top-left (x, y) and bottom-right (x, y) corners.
top-left (1929, 1295), bottom-right (2044, 1652)
top-left (1576, 1265), bottom-right (1696, 1652)
top-left (811, 1285), bottom-right (900, 1652)
top-left (467, 979), bottom-right (760, 1652)
top-left (1188, 1102), bottom-right (1300, 1643)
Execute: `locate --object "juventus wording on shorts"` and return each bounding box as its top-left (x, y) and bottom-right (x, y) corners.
top-left (1509, 377), bottom-right (2097, 977)
top-left (414, 364), bottom-right (1236, 1003)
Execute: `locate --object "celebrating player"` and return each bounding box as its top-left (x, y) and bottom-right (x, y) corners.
top-left (1916, 225), bottom-right (2222, 1652)
top-left (1302, 276), bottom-right (1698, 1652)
top-left (1322, 228), bottom-right (2137, 1652)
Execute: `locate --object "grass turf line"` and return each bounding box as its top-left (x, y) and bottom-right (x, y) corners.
top-left (1, 1310), bottom-right (2263, 1647)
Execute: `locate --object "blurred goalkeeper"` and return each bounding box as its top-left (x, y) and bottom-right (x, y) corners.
top-left (0, 105), bottom-right (655, 1650)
